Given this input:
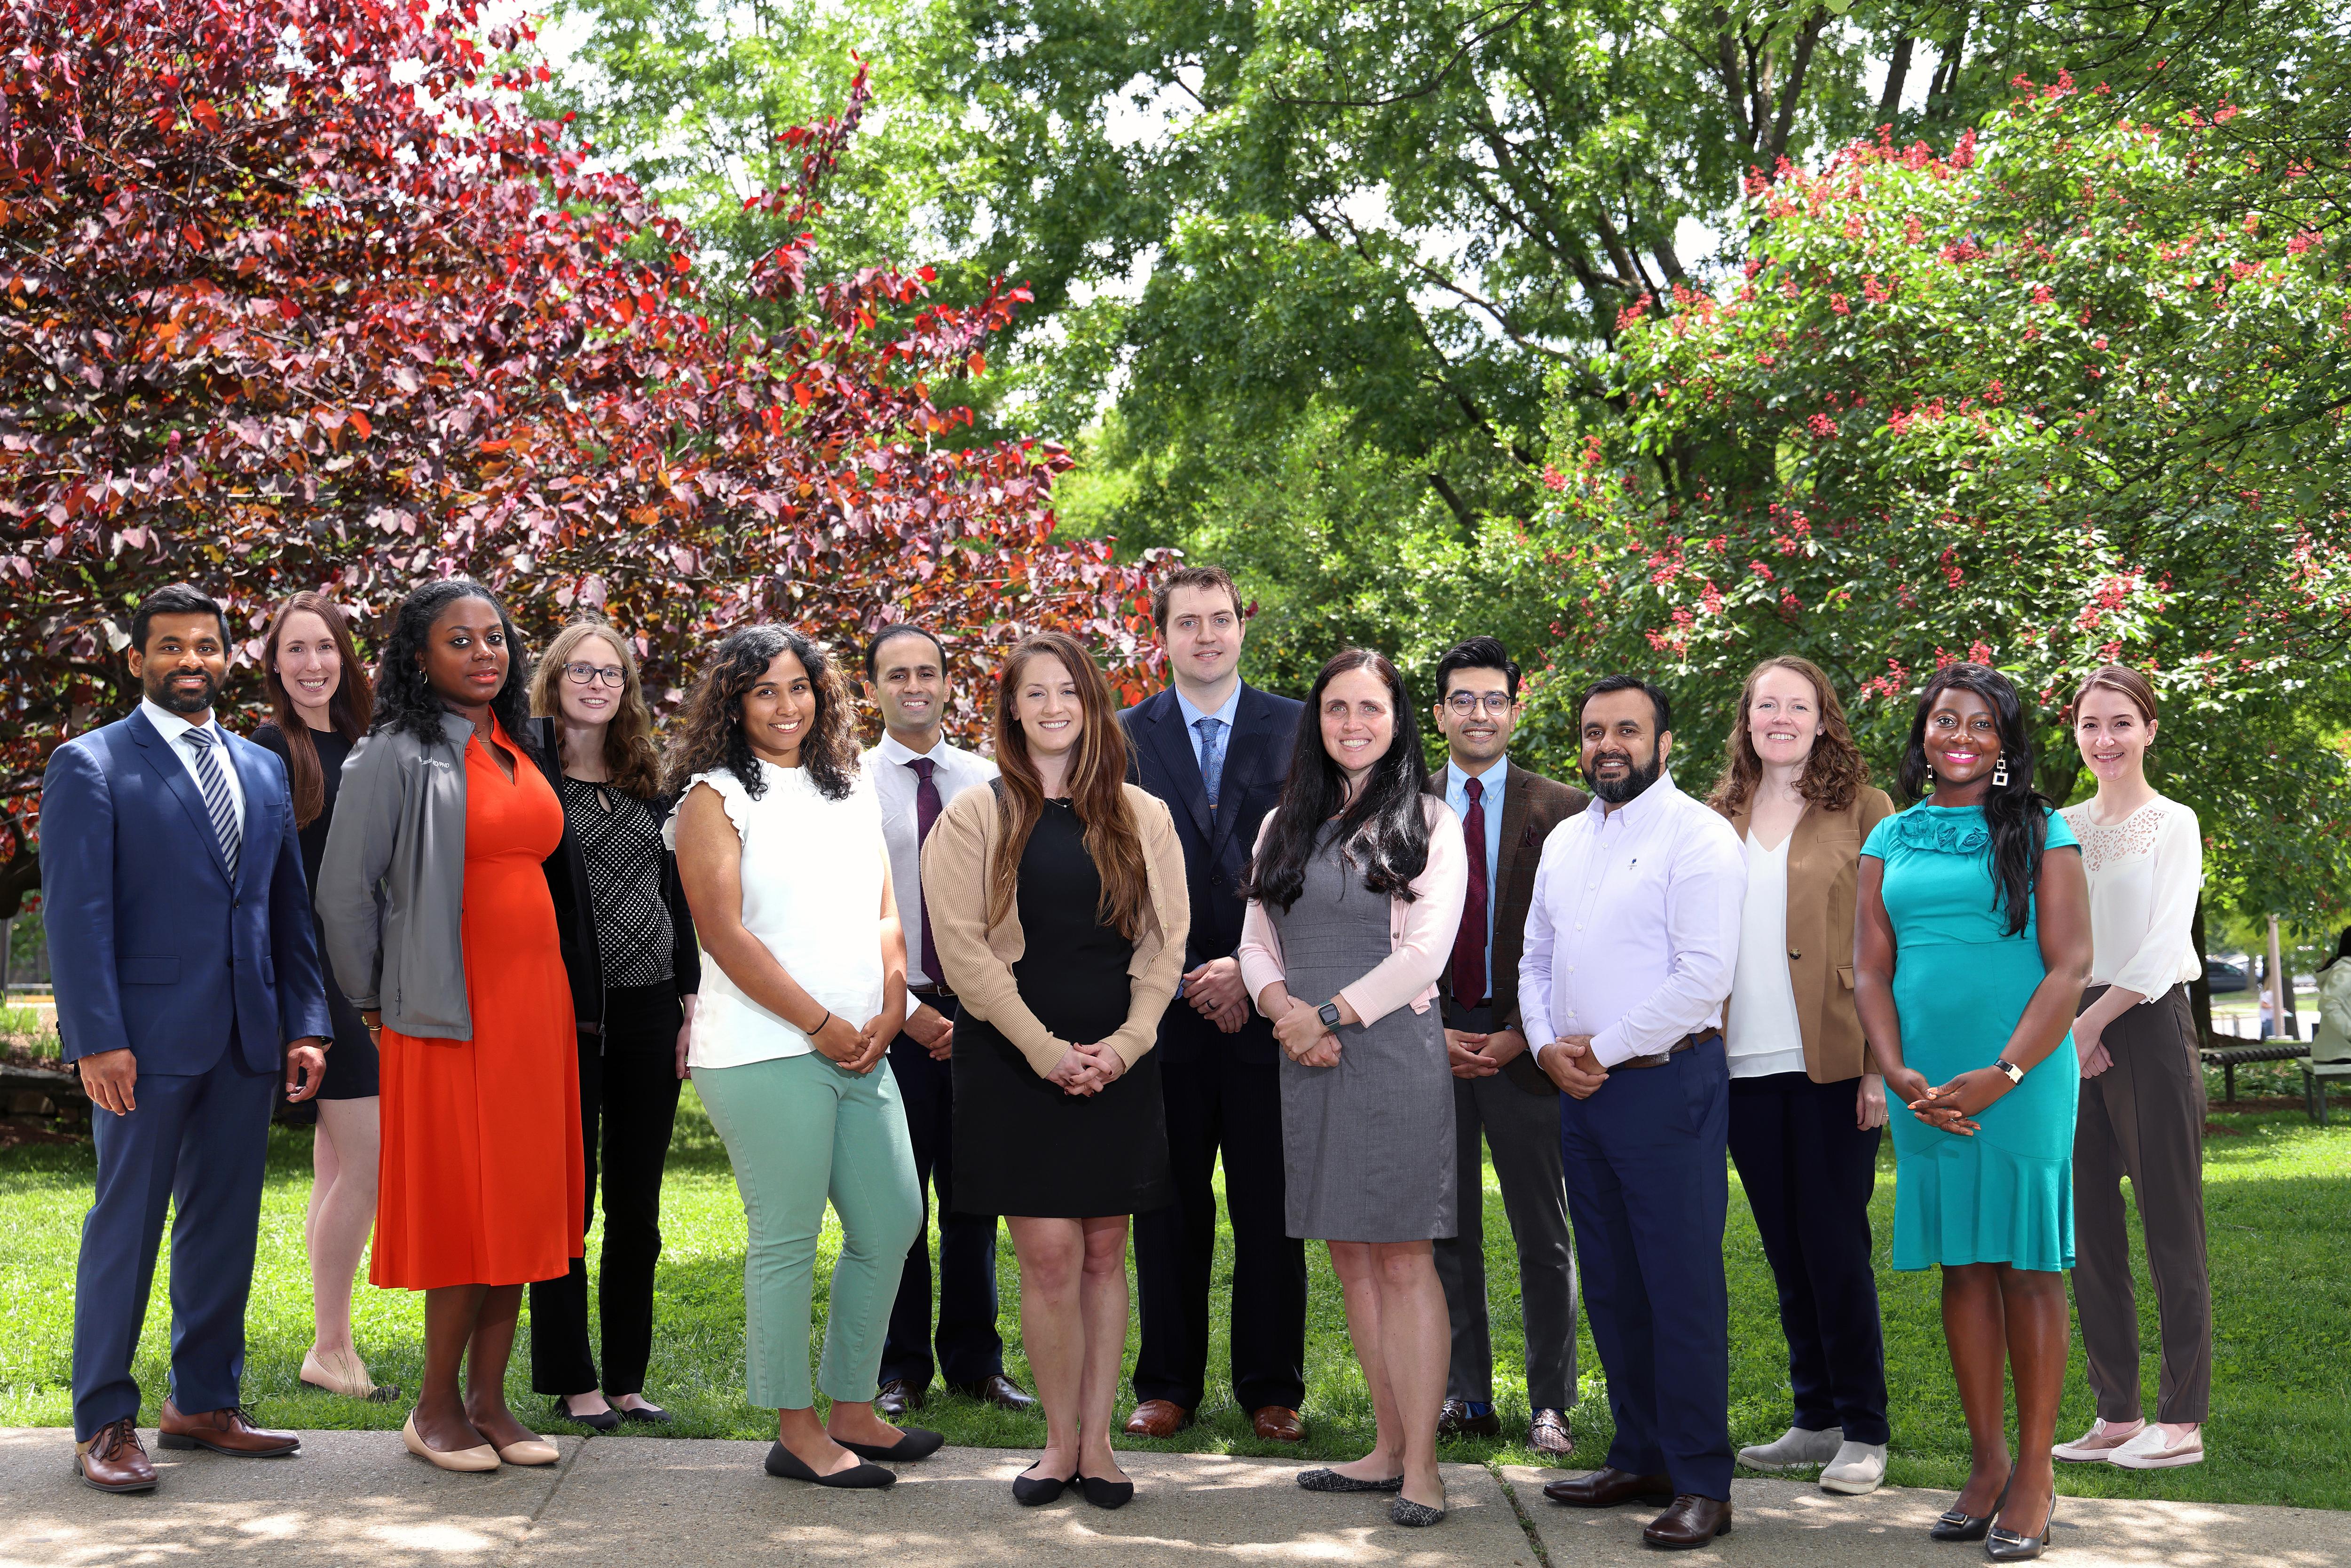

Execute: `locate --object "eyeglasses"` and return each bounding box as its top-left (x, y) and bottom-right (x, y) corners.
top-left (563, 662), bottom-right (627, 688)
top-left (1444, 691), bottom-right (1515, 716)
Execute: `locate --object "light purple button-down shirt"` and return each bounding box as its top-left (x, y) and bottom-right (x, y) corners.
top-left (1518, 771), bottom-right (1746, 1069)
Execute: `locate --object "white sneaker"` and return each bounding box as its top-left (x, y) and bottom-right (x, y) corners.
top-left (2108, 1425), bottom-right (2205, 1470)
top-left (2053, 1417), bottom-right (2144, 1463)
top-left (1819, 1440), bottom-right (1888, 1494)
top-left (1736, 1425), bottom-right (1844, 1471)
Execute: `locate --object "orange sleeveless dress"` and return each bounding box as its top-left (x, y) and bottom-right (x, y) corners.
top-left (372, 721), bottom-right (584, 1290)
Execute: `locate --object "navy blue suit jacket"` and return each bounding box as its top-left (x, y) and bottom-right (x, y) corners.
top-left (41, 708), bottom-right (333, 1076)
top-left (1120, 683), bottom-right (1305, 1067)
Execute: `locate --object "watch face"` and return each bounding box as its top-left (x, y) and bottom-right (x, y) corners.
top-left (1318, 1001), bottom-right (1342, 1028)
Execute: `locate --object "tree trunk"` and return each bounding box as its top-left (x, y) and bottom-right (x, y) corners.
top-left (2188, 896), bottom-right (2215, 1048)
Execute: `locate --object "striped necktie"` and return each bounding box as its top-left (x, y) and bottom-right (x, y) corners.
top-left (181, 727), bottom-right (243, 879)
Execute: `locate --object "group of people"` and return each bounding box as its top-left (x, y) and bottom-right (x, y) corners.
top-left (45, 566), bottom-right (2215, 1560)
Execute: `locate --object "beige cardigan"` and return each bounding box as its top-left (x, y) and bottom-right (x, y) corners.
top-left (921, 781), bottom-right (1190, 1077)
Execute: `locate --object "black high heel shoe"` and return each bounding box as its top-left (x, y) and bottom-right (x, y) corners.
top-left (1929, 1471), bottom-right (2012, 1543)
top-left (1078, 1471), bottom-right (1135, 1510)
top-left (1985, 1493), bottom-right (2056, 1561)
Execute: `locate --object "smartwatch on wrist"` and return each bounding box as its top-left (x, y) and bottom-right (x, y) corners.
top-left (1992, 1058), bottom-right (2025, 1085)
top-left (1317, 1000), bottom-right (1343, 1031)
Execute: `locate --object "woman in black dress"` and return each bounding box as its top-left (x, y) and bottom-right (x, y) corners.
top-left (252, 591), bottom-right (394, 1402)
top-left (924, 631), bottom-right (1188, 1510)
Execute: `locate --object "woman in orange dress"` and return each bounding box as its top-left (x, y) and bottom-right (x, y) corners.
top-left (318, 580), bottom-right (586, 1473)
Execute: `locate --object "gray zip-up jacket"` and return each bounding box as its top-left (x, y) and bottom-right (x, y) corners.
top-left (318, 711), bottom-right (478, 1039)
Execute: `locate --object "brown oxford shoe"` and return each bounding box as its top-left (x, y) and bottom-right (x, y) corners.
top-left (1642, 1494), bottom-right (1732, 1549)
top-left (1123, 1399), bottom-right (1192, 1438)
top-left (1542, 1465), bottom-right (1674, 1508)
top-left (947, 1373), bottom-right (1036, 1412)
top-left (157, 1398), bottom-right (300, 1457)
top-left (1251, 1405), bottom-right (1307, 1443)
top-left (75, 1418), bottom-right (157, 1493)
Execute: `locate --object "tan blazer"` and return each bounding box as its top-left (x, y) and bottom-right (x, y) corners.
top-left (1724, 786), bottom-right (1895, 1083)
top-left (922, 780), bottom-right (1190, 1078)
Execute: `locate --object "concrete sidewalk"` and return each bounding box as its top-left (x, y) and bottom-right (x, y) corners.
top-left (4, 1428), bottom-right (2345, 1567)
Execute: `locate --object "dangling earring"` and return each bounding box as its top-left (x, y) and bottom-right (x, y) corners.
top-left (1925, 762), bottom-right (1935, 782)
top-left (1991, 753), bottom-right (2010, 787)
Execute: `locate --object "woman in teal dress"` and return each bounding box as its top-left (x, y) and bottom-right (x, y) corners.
top-left (1855, 664), bottom-right (2091, 1564)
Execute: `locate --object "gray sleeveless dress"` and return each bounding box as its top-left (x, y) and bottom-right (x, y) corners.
top-left (1266, 830), bottom-right (1456, 1243)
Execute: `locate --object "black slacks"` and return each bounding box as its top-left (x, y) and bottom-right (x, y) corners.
top-left (530, 983), bottom-right (684, 1398)
top-left (879, 1025), bottom-right (1006, 1391)
top-left (1725, 1070), bottom-right (1890, 1445)
top-left (1131, 1019), bottom-right (1307, 1415)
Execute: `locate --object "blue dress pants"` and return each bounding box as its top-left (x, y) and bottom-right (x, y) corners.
top-left (1558, 1036), bottom-right (1734, 1500)
top-left (72, 1039), bottom-right (276, 1438)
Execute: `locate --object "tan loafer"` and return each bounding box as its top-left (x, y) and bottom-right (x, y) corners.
top-left (402, 1412), bottom-right (499, 1473)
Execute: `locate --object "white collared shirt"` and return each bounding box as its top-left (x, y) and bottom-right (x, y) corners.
top-left (142, 696), bottom-right (247, 830)
top-left (1518, 770), bottom-right (1746, 1068)
top-left (866, 731), bottom-right (999, 988)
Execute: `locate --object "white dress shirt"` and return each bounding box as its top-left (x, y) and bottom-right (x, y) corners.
top-left (1724, 832), bottom-right (1808, 1079)
top-left (1519, 771), bottom-right (1746, 1069)
top-left (867, 731), bottom-right (999, 989)
top-left (141, 696), bottom-right (247, 829)
top-left (2059, 795), bottom-right (2204, 998)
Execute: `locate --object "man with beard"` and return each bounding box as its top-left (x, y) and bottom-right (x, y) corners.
top-left (1519, 675), bottom-right (1745, 1549)
top-left (43, 583), bottom-right (331, 1492)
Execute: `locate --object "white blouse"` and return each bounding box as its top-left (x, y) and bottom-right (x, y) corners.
top-left (2059, 795), bottom-right (2204, 1000)
top-left (1724, 831), bottom-right (1808, 1079)
top-left (667, 760), bottom-right (887, 1070)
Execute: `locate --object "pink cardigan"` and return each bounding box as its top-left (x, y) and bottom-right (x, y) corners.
top-left (1236, 796), bottom-right (1468, 1025)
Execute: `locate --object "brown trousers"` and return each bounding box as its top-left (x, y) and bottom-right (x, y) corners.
top-left (2071, 984), bottom-right (2213, 1423)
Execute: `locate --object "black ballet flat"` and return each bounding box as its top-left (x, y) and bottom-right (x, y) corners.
top-left (838, 1426), bottom-right (945, 1462)
top-left (764, 1441), bottom-right (897, 1489)
top-left (616, 1402), bottom-right (672, 1425)
top-left (552, 1395), bottom-right (620, 1433)
top-left (1079, 1471), bottom-right (1136, 1509)
top-left (1930, 1471), bottom-right (2012, 1543)
top-left (1985, 1494), bottom-right (2056, 1561)
top-left (1013, 1463), bottom-right (1073, 1506)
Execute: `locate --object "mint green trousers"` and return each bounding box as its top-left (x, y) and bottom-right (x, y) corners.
top-left (693, 1052), bottom-right (922, 1410)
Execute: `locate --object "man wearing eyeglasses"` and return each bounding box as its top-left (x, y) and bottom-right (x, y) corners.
top-left (1425, 637), bottom-right (1587, 1459)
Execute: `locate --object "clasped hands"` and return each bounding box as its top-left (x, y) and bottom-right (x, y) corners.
top-left (1535, 1035), bottom-right (1607, 1099)
top-left (1446, 1026), bottom-right (1530, 1079)
top-left (811, 1009), bottom-right (899, 1075)
top-left (1047, 1041), bottom-right (1125, 1096)
top-left (1885, 1064), bottom-right (2010, 1135)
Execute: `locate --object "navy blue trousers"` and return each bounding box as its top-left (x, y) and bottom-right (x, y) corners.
top-left (879, 1033), bottom-right (1005, 1390)
top-left (1558, 1037), bottom-right (1733, 1500)
top-left (72, 1040), bottom-right (276, 1438)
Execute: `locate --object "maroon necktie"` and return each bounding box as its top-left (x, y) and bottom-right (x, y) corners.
top-left (910, 757), bottom-right (942, 987)
top-left (1449, 775), bottom-right (1490, 1007)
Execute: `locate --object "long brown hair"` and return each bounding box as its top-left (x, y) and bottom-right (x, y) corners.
top-left (1707, 654), bottom-right (1871, 818)
top-left (262, 592), bottom-right (371, 828)
top-left (529, 617), bottom-right (664, 798)
top-left (987, 631), bottom-right (1151, 937)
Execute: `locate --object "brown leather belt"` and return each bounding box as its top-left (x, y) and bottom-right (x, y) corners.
top-left (910, 985), bottom-right (956, 1006)
top-left (1615, 1030), bottom-right (1721, 1070)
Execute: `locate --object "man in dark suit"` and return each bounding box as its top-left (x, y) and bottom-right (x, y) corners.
top-left (1119, 565), bottom-right (1309, 1442)
top-left (1424, 638), bottom-right (1588, 1458)
top-left (42, 583), bottom-right (332, 1493)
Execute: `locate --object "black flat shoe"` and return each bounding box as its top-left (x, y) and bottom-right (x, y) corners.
top-left (1930, 1472), bottom-right (2012, 1543)
top-left (1079, 1471), bottom-right (1135, 1510)
top-left (616, 1403), bottom-right (671, 1425)
top-left (553, 1396), bottom-right (620, 1433)
top-left (838, 1426), bottom-right (945, 1462)
top-left (765, 1441), bottom-right (897, 1489)
top-left (1013, 1463), bottom-right (1072, 1506)
top-left (1297, 1467), bottom-right (1405, 1494)
top-left (1985, 1495), bottom-right (2056, 1561)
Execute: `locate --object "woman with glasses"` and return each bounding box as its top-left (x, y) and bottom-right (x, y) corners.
top-left (525, 618), bottom-right (702, 1431)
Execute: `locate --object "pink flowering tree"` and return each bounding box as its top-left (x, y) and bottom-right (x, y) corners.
top-left (1538, 78), bottom-right (2351, 916)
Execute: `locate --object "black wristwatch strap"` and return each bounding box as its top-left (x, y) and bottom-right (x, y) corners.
top-left (1992, 1058), bottom-right (2024, 1085)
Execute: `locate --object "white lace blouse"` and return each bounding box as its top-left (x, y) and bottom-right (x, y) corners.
top-left (2058, 794), bottom-right (2204, 1000)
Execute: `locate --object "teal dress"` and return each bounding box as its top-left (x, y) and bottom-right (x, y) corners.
top-left (1863, 804), bottom-right (2080, 1273)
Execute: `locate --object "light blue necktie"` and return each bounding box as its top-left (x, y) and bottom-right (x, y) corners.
top-left (181, 727), bottom-right (243, 879)
top-left (1194, 716), bottom-right (1227, 811)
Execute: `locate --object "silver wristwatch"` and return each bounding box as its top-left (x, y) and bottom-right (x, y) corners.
top-left (1992, 1059), bottom-right (2025, 1085)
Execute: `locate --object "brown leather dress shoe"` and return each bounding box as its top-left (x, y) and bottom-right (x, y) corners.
top-left (157, 1399), bottom-right (300, 1457)
top-left (1643, 1494), bottom-right (1732, 1549)
top-left (1251, 1406), bottom-right (1307, 1442)
top-left (1123, 1399), bottom-right (1192, 1438)
top-left (1529, 1408), bottom-right (1574, 1457)
top-left (1542, 1465), bottom-right (1674, 1508)
top-left (75, 1418), bottom-right (158, 1493)
top-left (1436, 1398), bottom-right (1501, 1437)
top-left (876, 1378), bottom-right (925, 1418)
top-left (947, 1373), bottom-right (1036, 1412)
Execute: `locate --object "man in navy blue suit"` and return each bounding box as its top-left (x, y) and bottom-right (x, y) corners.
top-left (1118, 566), bottom-right (1311, 1442)
top-left (43, 583), bottom-right (332, 1493)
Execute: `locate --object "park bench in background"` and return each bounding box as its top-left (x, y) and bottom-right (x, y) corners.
top-left (2199, 1042), bottom-right (2332, 1124)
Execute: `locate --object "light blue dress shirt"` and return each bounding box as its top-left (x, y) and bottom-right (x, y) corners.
top-left (1173, 682), bottom-right (1245, 770)
top-left (1443, 758), bottom-right (1509, 998)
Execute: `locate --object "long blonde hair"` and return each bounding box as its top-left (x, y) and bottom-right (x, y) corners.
top-left (529, 616), bottom-right (664, 798)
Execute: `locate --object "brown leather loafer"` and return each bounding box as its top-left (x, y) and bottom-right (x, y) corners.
top-left (1642, 1494), bottom-right (1732, 1549)
top-left (1251, 1405), bottom-right (1307, 1442)
top-left (876, 1378), bottom-right (924, 1418)
top-left (1124, 1399), bottom-right (1192, 1438)
top-left (157, 1398), bottom-right (300, 1457)
top-left (947, 1373), bottom-right (1036, 1412)
top-left (1529, 1408), bottom-right (1574, 1456)
top-left (75, 1418), bottom-right (157, 1493)
top-left (1436, 1397), bottom-right (1501, 1437)
top-left (1543, 1465), bottom-right (1674, 1508)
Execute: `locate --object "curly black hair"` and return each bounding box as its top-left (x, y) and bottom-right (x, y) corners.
top-left (1898, 661), bottom-right (2051, 938)
top-left (663, 624), bottom-right (859, 802)
top-left (369, 579), bottom-right (537, 754)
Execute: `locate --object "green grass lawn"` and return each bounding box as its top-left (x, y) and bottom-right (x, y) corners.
top-left (3, 1069), bottom-right (2345, 1509)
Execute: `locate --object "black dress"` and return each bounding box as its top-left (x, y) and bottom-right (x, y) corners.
top-left (252, 722), bottom-right (379, 1098)
top-left (952, 799), bottom-right (1174, 1219)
